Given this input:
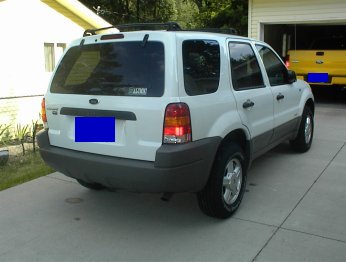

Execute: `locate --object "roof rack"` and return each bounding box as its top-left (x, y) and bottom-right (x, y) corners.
top-left (117, 22), bottom-right (182, 32)
top-left (83, 22), bottom-right (181, 37)
top-left (83, 22), bottom-right (237, 37)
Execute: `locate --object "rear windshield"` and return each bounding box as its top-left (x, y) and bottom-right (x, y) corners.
top-left (310, 37), bottom-right (346, 50)
top-left (50, 41), bottom-right (165, 97)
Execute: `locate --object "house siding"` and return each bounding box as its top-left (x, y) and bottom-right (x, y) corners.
top-left (0, 96), bottom-right (43, 130)
top-left (249, 0), bottom-right (346, 39)
top-left (0, 0), bottom-right (84, 128)
top-left (0, 0), bottom-right (109, 134)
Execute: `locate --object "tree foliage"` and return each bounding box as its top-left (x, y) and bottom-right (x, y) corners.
top-left (193, 0), bottom-right (248, 35)
top-left (81, 0), bottom-right (174, 24)
top-left (80, 0), bottom-right (248, 35)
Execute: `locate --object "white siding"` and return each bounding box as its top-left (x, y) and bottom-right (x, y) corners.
top-left (0, 0), bottom-right (85, 126)
top-left (249, 0), bottom-right (346, 39)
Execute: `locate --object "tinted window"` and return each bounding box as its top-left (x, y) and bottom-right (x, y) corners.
top-left (256, 45), bottom-right (288, 86)
top-left (50, 42), bottom-right (164, 97)
top-left (229, 42), bottom-right (264, 91)
top-left (183, 40), bottom-right (220, 96)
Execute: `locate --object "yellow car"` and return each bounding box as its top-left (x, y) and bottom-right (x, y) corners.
top-left (286, 37), bottom-right (346, 87)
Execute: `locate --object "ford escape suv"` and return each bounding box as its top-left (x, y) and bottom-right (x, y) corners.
top-left (37, 24), bottom-right (315, 219)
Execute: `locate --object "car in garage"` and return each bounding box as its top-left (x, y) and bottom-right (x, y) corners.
top-left (286, 36), bottom-right (346, 88)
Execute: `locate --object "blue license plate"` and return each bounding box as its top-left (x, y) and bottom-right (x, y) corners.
top-left (75, 117), bottom-right (116, 142)
top-left (307, 73), bottom-right (329, 83)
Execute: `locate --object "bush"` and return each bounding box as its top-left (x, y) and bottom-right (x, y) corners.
top-left (0, 119), bottom-right (43, 155)
top-left (15, 124), bottom-right (30, 156)
top-left (0, 124), bottom-right (11, 146)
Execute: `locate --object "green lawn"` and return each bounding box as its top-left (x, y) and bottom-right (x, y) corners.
top-left (0, 151), bottom-right (54, 191)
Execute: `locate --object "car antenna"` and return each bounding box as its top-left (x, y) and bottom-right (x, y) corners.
top-left (142, 34), bottom-right (149, 48)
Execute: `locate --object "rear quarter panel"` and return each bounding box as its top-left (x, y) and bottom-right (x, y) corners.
top-left (176, 34), bottom-right (250, 141)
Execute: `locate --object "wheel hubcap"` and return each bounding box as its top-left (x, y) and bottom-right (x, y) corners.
top-left (304, 116), bottom-right (312, 144)
top-left (223, 158), bottom-right (242, 205)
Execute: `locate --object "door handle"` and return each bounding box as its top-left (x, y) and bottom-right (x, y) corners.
top-left (243, 99), bottom-right (255, 109)
top-left (276, 93), bottom-right (285, 101)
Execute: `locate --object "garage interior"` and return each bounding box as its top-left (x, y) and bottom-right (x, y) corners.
top-left (263, 24), bottom-right (346, 59)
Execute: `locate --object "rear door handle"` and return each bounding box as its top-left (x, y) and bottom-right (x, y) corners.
top-left (276, 93), bottom-right (285, 101)
top-left (243, 99), bottom-right (255, 109)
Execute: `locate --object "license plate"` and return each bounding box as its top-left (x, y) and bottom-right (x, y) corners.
top-left (307, 73), bottom-right (329, 83)
top-left (75, 117), bottom-right (116, 142)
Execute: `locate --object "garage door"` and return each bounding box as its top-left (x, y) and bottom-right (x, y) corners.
top-left (262, 24), bottom-right (346, 59)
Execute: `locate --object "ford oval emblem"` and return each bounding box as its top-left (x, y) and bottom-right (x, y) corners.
top-left (316, 60), bottom-right (324, 64)
top-left (89, 98), bottom-right (99, 105)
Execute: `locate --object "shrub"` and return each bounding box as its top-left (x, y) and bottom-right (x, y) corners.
top-left (0, 124), bottom-right (11, 147)
top-left (14, 124), bottom-right (30, 156)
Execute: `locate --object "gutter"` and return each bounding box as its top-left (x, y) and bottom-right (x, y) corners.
top-left (54, 0), bottom-right (113, 29)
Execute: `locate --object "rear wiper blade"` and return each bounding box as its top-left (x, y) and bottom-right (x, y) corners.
top-left (142, 34), bottom-right (149, 48)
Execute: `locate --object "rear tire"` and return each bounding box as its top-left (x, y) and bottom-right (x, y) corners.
top-left (77, 179), bottom-right (105, 190)
top-left (290, 106), bottom-right (314, 153)
top-left (197, 143), bottom-right (247, 219)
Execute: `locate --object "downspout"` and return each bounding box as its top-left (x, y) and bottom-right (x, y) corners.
top-left (248, 0), bottom-right (252, 38)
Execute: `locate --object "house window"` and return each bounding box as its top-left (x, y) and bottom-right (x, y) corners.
top-left (44, 43), bottom-right (55, 72)
top-left (44, 43), bottom-right (67, 72)
top-left (57, 43), bottom-right (66, 50)
top-left (56, 43), bottom-right (66, 58)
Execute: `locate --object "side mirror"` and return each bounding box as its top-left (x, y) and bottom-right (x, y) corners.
top-left (287, 70), bottom-right (297, 84)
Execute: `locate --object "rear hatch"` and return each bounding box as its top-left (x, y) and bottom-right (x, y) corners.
top-left (289, 51), bottom-right (346, 77)
top-left (45, 32), bottom-right (178, 161)
top-left (288, 37), bottom-right (346, 84)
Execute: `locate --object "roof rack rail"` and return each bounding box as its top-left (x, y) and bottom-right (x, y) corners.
top-left (83, 22), bottom-right (181, 37)
top-left (117, 22), bottom-right (182, 32)
top-left (83, 22), bottom-right (237, 37)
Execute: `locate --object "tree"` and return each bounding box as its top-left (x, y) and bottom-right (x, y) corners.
top-left (80, 0), bottom-right (175, 25)
top-left (191, 0), bottom-right (248, 35)
top-left (79, 0), bottom-right (248, 35)
top-left (172, 0), bottom-right (199, 28)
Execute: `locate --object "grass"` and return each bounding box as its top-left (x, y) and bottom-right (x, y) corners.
top-left (0, 150), bottom-right (54, 191)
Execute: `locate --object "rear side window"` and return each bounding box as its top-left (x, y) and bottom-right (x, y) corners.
top-left (50, 41), bottom-right (164, 97)
top-left (183, 40), bottom-right (220, 96)
top-left (229, 42), bottom-right (265, 91)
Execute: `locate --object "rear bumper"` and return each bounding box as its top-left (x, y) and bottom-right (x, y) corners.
top-left (297, 75), bottom-right (346, 86)
top-left (37, 130), bottom-right (221, 193)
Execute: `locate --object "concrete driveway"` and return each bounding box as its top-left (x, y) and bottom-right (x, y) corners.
top-left (1, 101), bottom-right (346, 262)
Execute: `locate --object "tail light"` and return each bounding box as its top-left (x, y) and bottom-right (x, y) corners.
top-left (285, 55), bottom-right (290, 68)
top-left (41, 98), bottom-right (48, 128)
top-left (100, 34), bottom-right (124, 40)
top-left (163, 103), bottom-right (192, 144)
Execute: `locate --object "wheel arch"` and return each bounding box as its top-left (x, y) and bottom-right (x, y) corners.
top-left (217, 129), bottom-right (251, 169)
top-left (305, 98), bottom-right (315, 115)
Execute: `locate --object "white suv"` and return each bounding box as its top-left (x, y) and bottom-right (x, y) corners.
top-left (37, 25), bottom-right (314, 218)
